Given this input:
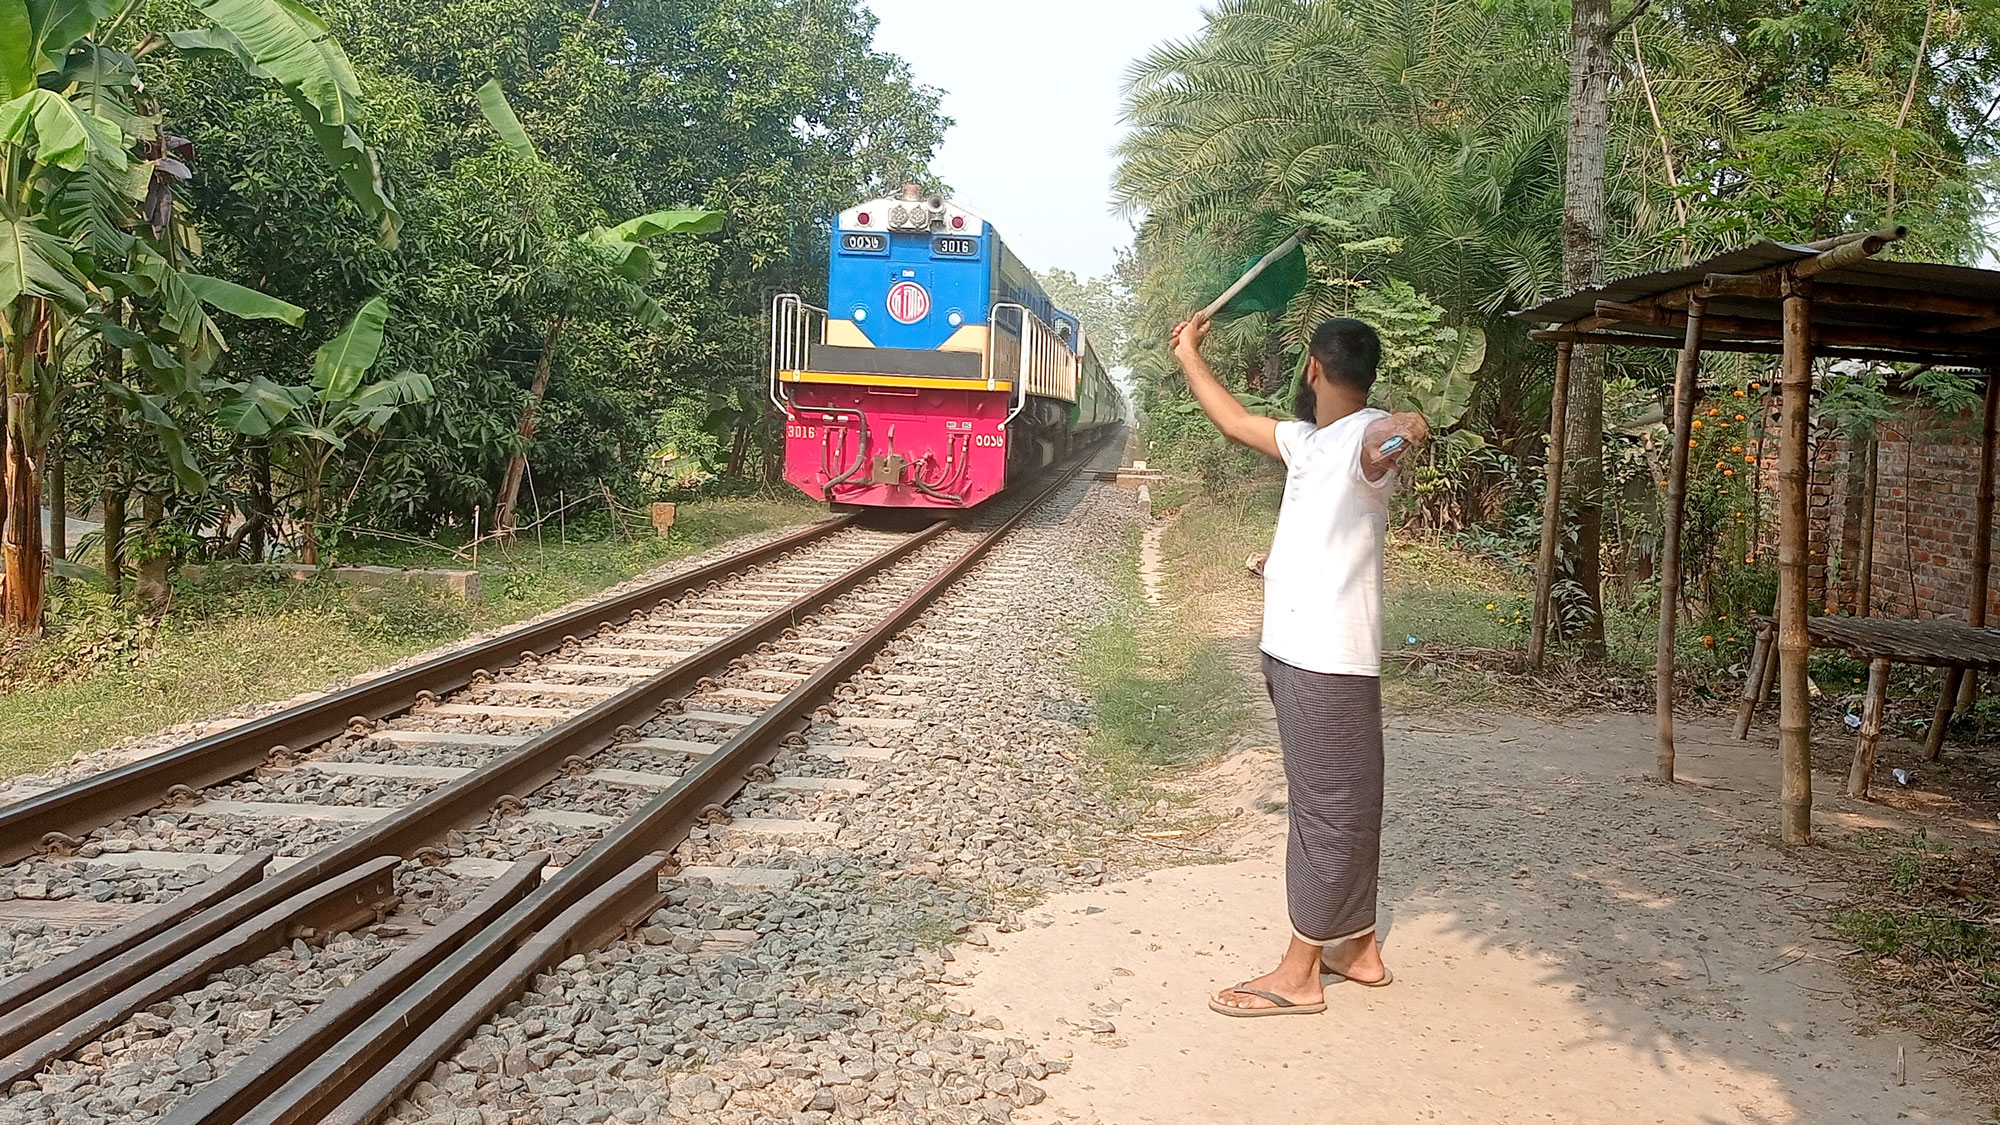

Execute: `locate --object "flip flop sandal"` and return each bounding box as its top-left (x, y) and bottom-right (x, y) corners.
top-left (1208, 984), bottom-right (1327, 1018)
top-left (1321, 965), bottom-right (1395, 988)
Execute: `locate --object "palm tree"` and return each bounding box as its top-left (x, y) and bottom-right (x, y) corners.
top-left (1115, 0), bottom-right (1740, 643)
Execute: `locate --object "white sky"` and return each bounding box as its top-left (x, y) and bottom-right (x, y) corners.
top-left (863, 0), bottom-right (1212, 281)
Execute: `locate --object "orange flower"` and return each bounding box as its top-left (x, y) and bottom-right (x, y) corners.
top-left (1731, 444), bottom-right (1744, 452)
top-left (1692, 419), bottom-right (1704, 429)
top-left (1702, 635), bottom-right (1716, 647)
top-left (1744, 454), bottom-right (1755, 463)
top-left (1716, 460), bottom-right (1726, 469)
top-left (1750, 381), bottom-right (1762, 391)
top-left (1707, 408), bottom-right (1720, 416)
top-left (1725, 468), bottom-right (1736, 476)
top-left (1688, 440), bottom-right (1697, 448)
top-left (1734, 389), bottom-right (1747, 398)
top-left (1735, 413), bottom-right (1746, 420)
top-left (1745, 555), bottom-right (1755, 562)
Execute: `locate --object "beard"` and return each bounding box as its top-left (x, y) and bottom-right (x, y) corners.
top-left (1291, 377), bottom-right (1317, 423)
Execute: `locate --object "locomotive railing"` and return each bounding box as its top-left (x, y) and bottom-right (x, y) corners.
top-left (989, 302), bottom-right (1077, 427)
top-left (767, 293), bottom-right (826, 416)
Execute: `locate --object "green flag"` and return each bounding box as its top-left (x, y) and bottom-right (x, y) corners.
top-left (1207, 236), bottom-right (1308, 322)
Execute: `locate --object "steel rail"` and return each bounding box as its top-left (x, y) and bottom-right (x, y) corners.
top-left (286, 857), bottom-right (670, 1125)
top-left (272, 445), bottom-right (1104, 1125)
top-left (0, 856), bottom-right (403, 1087)
top-left (0, 519), bottom-right (945, 1077)
top-left (0, 515), bottom-right (855, 865)
top-left (158, 855), bottom-right (550, 1124)
top-left (0, 851), bottom-right (270, 1019)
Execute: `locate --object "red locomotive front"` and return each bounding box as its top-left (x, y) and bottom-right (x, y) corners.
top-left (781, 382), bottom-right (1012, 508)
top-left (770, 188), bottom-right (1120, 511)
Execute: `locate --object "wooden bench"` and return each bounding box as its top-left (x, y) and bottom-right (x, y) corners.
top-left (1736, 615), bottom-right (2000, 794)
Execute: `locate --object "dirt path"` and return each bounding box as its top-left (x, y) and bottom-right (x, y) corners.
top-left (958, 697), bottom-right (1994, 1124)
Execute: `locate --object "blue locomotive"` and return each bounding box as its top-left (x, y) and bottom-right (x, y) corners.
top-left (771, 186), bottom-right (1120, 508)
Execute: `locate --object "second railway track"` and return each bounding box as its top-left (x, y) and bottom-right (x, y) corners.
top-left (0, 444), bottom-right (1113, 1125)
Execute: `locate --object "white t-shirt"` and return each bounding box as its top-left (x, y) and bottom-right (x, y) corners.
top-left (1259, 409), bottom-right (1394, 676)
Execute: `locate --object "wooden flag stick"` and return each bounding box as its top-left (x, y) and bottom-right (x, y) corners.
top-left (1198, 227), bottom-right (1308, 320)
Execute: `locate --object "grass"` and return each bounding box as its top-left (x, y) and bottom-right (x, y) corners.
top-left (1076, 612), bottom-right (1250, 803)
top-left (1824, 831), bottom-right (2000, 1087)
top-left (1071, 465), bottom-right (1550, 815)
top-left (1071, 489), bottom-right (1257, 811)
top-left (1140, 470), bottom-right (1543, 713)
top-left (0, 494), bottom-right (819, 780)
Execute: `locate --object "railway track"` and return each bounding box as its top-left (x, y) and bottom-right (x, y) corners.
top-left (0, 443), bottom-right (1112, 1125)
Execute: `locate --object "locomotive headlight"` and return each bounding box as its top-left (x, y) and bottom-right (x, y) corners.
top-left (946, 310), bottom-right (963, 327)
top-left (852, 306), bottom-right (868, 322)
top-left (889, 203), bottom-right (910, 227)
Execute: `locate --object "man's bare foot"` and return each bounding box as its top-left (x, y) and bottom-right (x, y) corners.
top-left (1319, 932), bottom-right (1389, 984)
top-left (1210, 965), bottom-right (1323, 1011)
top-left (1211, 935), bottom-right (1326, 1011)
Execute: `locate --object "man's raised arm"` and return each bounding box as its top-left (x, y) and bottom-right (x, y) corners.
top-left (1171, 312), bottom-right (1282, 460)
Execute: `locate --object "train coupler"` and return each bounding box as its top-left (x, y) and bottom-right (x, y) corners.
top-left (868, 453), bottom-right (908, 485)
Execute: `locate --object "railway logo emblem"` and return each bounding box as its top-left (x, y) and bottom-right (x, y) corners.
top-left (886, 281), bottom-right (930, 324)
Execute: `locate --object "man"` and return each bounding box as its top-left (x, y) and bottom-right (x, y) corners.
top-left (1170, 311), bottom-right (1427, 1017)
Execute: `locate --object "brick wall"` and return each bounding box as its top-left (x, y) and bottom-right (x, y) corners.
top-left (1756, 400), bottom-right (1996, 622)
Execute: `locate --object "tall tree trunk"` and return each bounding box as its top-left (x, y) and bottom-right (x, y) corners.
top-left (300, 454), bottom-right (325, 566)
top-left (2, 294), bottom-right (53, 633)
top-left (47, 431), bottom-right (64, 563)
top-left (494, 315), bottom-right (566, 537)
top-left (102, 391), bottom-right (127, 597)
top-left (136, 490), bottom-right (168, 614)
top-left (0, 393), bottom-right (8, 602)
top-left (1559, 0), bottom-right (1616, 659)
top-left (1, 421), bottom-right (44, 631)
top-left (1259, 328), bottom-right (1286, 396)
top-left (250, 441), bottom-right (272, 562)
top-left (726, 423), bottom-right (750, 479)
top-left (100, 331), bottom-right (128, 596)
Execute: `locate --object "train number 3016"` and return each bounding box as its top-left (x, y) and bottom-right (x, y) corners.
top-left (786, 425), bottom-right (818, 439)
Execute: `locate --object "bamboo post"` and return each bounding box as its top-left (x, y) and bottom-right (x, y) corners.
top-left (1777, 276), bottom-right (1815, 844)
top-left (1956, 371), bottom-right (2000, 714)
top-left (1656, 299), bottom-right (1706, 782)
top-left (1734, 623), bottom-right (1775, 739)
top-left (1857, 432), bottom-right (1878, 618)
top-left (1925, 668), bottom-right (1961, 759)
top-left (1923, 372), bottom-right (2000, 758)
top-left (1529, 342), bottom-right (1575, 667)
top-left (1846, 657), bottom-right (1892, 797)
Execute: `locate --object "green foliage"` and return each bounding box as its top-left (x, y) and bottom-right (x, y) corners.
top-left (1350, 280), bottom-right (1485, 429)
top-left (116, 0), bottom-right (945, 545)
top-left (1113, 0), bottom-right (2000, 648)
top-left (1035, 267), bottom-right (1131, 369)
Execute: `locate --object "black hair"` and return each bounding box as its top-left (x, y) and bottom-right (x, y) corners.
top-left (1308, 318), bottom-right (1381, 395)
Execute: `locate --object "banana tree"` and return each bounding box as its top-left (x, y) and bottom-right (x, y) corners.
top-left (216, 295), bottom-right (430, 564)
top-left (474, 79), bottom-right (722, 536)
top-left (0, 0), bottom-right (398, 632)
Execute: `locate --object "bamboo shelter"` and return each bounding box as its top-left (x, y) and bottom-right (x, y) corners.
top-left (1517, 228), bottom-right (2000, 844)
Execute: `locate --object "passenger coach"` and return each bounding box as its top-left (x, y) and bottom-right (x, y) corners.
top-left (770, 186), bottom-right (1121, 509)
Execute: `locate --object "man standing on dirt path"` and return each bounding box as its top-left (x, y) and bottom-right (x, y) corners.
top-left (1170, 311), bottom-right (1428, 1017)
